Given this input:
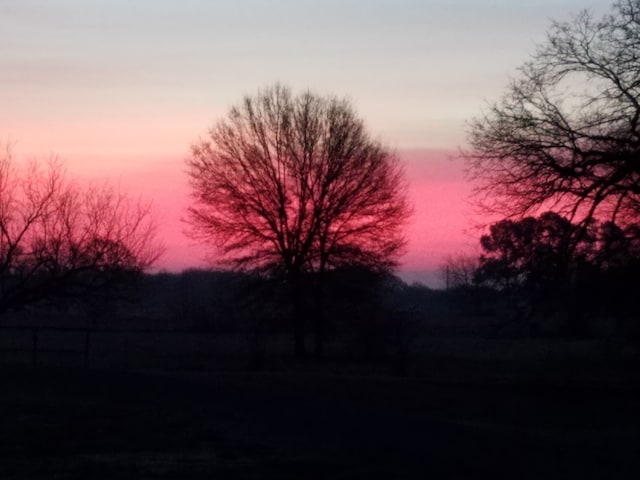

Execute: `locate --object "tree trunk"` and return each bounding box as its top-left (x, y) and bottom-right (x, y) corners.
top-left (313, 277), bottom-right (326, 359)
top-left (290, 272), bottom-right (306, 359)
top-left (566, 277), bottom-right (587, 338)
top-left (294, 317), bottom-right (306, 359)
top-left (566, 307), bottom-right (587, 338)
top-left (313, 295), bottom-right (325, 359)
top-left (313, 258), bottom-right (328, 359)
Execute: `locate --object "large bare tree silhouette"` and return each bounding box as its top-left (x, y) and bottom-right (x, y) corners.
top-left (187, 84), bottom-right (410, 357)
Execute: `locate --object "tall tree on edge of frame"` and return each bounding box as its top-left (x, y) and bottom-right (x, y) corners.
top-left (466, 0), bottom-right (640, 233)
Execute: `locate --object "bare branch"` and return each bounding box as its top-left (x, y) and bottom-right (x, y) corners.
top-left (0, 146), bottom-right (162, 314)
top-left (465, 0), bottom-right (640, 227)
top-left (186, 84), bottom-right (411, 277)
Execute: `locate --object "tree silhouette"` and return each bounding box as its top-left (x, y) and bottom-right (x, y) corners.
top-left (187, 84), bottom-right (410, 357)
top-left (439, 253), bottom-right (478, 290)
top-left (0, 147), bottom-right (161, 314)
top-left (466, 0), bottom-right (640, 227)
top-left (471, 212), bottom-right (640, 336)
top-left (474, 212), bottom-right (595, 295)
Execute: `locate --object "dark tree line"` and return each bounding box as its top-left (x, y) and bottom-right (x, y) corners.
top-left (448, 212), bottom-right (640, 336)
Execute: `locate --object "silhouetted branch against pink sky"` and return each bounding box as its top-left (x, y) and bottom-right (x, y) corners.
top-left (0, 0), bottom-right (609, 286)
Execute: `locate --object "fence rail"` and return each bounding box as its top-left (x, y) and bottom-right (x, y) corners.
top-left (0, 324), bottom-right (290, 372)
top-left (1, 325), bottom-right (637, 377)
top-left (0, 325), bottom-right (234, 370)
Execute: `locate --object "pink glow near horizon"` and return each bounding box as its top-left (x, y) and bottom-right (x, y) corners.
top-left (7, 114), bottom-right (478, 283)
top-left (401, 150), bottom-right (478, 273)
top-left (50, 148), bottom-right (476, 278)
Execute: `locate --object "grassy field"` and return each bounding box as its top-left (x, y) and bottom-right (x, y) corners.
top-left (1, 365), bottom-right (639, 479)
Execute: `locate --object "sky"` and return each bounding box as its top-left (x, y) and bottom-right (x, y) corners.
top-left (0, 0), bottom-right (607, 286)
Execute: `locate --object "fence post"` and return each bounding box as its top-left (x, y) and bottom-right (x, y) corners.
top-left (83, 330), bottom-right (90, 368)
top-left (123, 334), bottom-right (129, 370)
top-left (31, 328), bottom-right (38, 366)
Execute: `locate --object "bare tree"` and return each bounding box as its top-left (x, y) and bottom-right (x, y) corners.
top-left (0, 146), bottom-right (161, 314)
top-left (466, 0), bottom-right (640, 228)
top-left (187, 84), bottom-right (411, 357)
top-left (439, 253), bottom-right (479, 290)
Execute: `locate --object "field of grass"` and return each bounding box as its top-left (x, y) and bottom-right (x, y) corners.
top-left (1, 364), bottom-right (639, 479)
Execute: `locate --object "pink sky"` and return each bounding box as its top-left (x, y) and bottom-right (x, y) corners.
top-left (1, 0), bottom-right (607, 286)
top-left (5, 98), bottom-right (479, 286)
top-left (25, 147), bottom-right (476, 281)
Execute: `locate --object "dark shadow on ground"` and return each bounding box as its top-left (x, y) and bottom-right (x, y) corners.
top-left (1, 366), bottom-right (639, 479)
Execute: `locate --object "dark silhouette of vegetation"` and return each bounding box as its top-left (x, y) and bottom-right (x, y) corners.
top-left (593, 221), bottom-right (640, 321)
top-left (463, 0), bottom-right (640, 340)
top-left (0, 146), bottom-right (161, 315)
top-left (466, 0), bottom-right (640, 228)
top-left (440, 253), bottom-right (478, 290)
top-left (475, 212), bottom-right (594, 294)
top-left (473, 212), bottom-right (640, 336)
top-left (187, 84), bottom-right (410, 358)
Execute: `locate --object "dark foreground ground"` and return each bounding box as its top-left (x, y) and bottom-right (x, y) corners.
top-left (1, 365), bottom-right (639, 479)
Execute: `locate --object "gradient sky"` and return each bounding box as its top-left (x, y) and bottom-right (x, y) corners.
top-left (1, 0), bottom-right (606, 286)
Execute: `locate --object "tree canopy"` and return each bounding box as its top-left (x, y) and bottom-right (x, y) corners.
top-left (474, 212), bottom-right (596, 293)
top-left (187, 84), bottom-right (410, 277)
